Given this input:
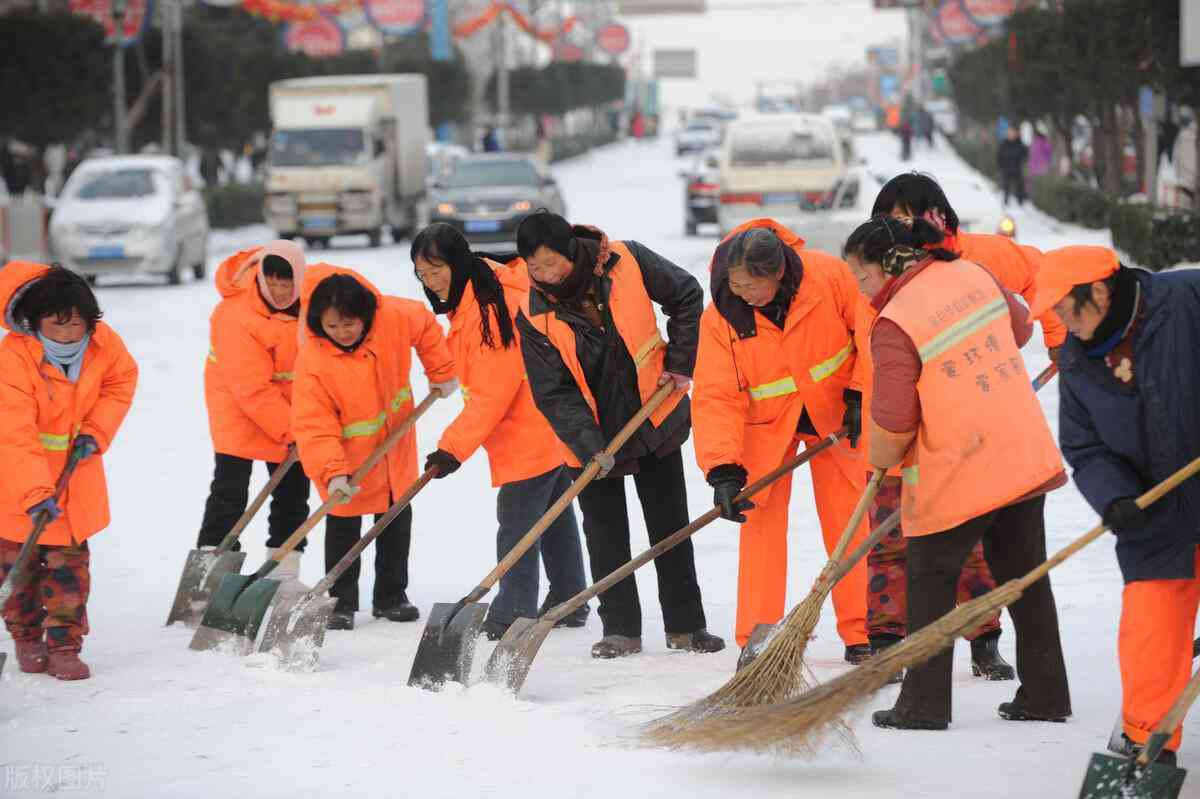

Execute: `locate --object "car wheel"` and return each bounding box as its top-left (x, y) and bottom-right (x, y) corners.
top-left (85, 275), bottom-right (98, 287)
top-left (368, 227), bottom-right (383, 248)
top-left (685, 219), bottom-right (698, 237)
top-left (167, 246), bottom-right (184, 286)
top-left (192, 237), bottom-right (208, 280)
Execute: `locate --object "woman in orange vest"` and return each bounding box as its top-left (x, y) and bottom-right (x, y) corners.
top-left (844, 215), bottom-right (1071, 730)
top-left (692, 219), bottom-right (872, 661)
top-left (515, 211), bottom-right (722, 659)
top-left (292, 264), bottom-right (456, 631)
top-left (0, 263), bottom-right (137, 680)
top-left (411, 224), bottom-right (588, 640)
top-left (197, 241), bottom-right (310, 583)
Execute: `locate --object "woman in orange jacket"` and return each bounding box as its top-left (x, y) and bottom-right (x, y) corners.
top-left (692, 218), bottom-right (872, 661)
top-left (292, 264), bottom-right (456, 630)
top-left (197, 241), bottom-right (310, 582)
top-left (0, 262), bottom-right (137, 680)
top-left (412, 224), bottom-right (588, 640)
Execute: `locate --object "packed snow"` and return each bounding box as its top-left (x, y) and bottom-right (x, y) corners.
top-left (2, 131), bottom-right (1186, 799)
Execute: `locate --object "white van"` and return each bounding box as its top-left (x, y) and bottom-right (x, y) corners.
top-left (716, 113), bottom-right (845, 236)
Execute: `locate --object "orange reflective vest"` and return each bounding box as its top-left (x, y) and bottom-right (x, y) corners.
top-left (873, 258), bottom-right (1062, 536)
top-left (519, 241), bottom-right (681, 468)
top-left (693, 219), bottom-right (864, 480)
top-left (438, 259), bottom-right (563, 486)
top-left (958, 232), bottom-right (1066, 349)
top-left (0, 261), bottom-right (139, 545)
top-left (291, 264), bottom-right (455, 516)
top-left (204, 248), bottom-right (299, 463)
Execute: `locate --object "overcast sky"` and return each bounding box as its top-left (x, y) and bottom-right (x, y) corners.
top-left (614, 0), bottom-right (908, 111)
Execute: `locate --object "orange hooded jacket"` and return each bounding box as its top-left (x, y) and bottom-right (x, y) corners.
top-left (958, 232), bottom-right (1066, 349)
top-left (203, 247), bottom-right (302, 463)
top-left (291, 264), bottom-right (455, 517)
top-left (436, 258), bottom-right (563, 486)
top-left (0, 261), bottom-right (138, 545)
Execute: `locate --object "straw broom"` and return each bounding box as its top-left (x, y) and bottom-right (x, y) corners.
top-left (642, 470), bottom-right (894, 747)
top-left (658, 454), bottom-right (1200, 755)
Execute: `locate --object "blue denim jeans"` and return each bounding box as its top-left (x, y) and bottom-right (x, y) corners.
top-left (486, 466), bottom-right (589, 626)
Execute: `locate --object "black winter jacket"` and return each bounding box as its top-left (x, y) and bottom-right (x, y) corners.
top-left (517, 240), bottom-right (703, 472)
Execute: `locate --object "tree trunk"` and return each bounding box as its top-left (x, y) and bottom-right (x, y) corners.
top-left (1099, 105), bottom-right (1123, 195)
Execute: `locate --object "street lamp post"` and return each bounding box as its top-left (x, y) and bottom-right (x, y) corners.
top-left (112, 0), bottom-right (129, 153)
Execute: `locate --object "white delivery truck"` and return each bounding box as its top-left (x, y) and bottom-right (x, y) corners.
top-left (265, 74), bottom-right (429, 247)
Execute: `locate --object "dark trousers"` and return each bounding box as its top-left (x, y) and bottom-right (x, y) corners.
top-left (894, 495), bottom-right (1072, 725)
top-left (576, 448), bottom-right (705, 638)
top-left (488, 466), bottom-right (589, 626)
top-left (325, 504), bottom-right (412, 613)
top-left (197, 452), bottom-right (311, 551)
top-left (1001, 170), bottom-right (1026, 205)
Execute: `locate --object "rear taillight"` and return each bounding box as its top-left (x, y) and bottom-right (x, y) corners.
top-left (689, 181), bottom-right (719, 195)
top-left (804, 190), bottom-right (827, 205)
top-left (720, 192), bottom-right (763, 205)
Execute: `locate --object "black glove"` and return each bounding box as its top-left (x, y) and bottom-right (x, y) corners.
top-left (425, 449), bottom-right (461, 479)
top-left (708, 464), bottom-right (754, 523)
top-left (841, 389), bottom-right (863, 448)
top-left (1103, 496), bottom-right (1148, 536)
top-left (72, 434), bottom-right (99, 461)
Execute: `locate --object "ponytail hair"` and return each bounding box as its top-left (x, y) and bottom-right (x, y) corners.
top-left (843, 215), bottom-right (956, 277)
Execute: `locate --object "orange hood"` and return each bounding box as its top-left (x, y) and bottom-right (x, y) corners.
top-left (216, 241), bottom-right (307, 308)
top-left (0, 260), bottom-right (52, 335)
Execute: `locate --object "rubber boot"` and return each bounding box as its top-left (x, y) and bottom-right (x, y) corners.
top-left (14, 637), bottom-right (48, 674)
top-left (970, 631), bottom-right (1015, 681)
top-left (47, 650), bottom-right (90, 681)
top-left (372, 592), bottom-right (419, 622)
top-left (997, 701), bottom-right (1068, 723)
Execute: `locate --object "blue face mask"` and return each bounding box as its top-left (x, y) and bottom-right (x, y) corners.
top-left (38, 332), bottom-right (91, 383)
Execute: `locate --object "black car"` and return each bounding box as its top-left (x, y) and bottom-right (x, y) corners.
top-left (681, 149), bottom-right (720, 236)
top-left (429, 154), bottom-right (566, 243)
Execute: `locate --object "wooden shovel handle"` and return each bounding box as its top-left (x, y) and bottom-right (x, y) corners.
top-left (461, 381), bottom-right (676, 603)
top-left (214, 447), bottom-right (300, 554)
top-left (541, 429), bottom-right (844, 625)
top-left (261, 392), bottom-right (440, 572)
top-left (311, 467), bottom-right (437, 596)
top-left (1137, 664), bottom-right (1200, 766)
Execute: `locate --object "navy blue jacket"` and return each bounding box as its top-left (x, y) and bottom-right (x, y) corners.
top-left (1059, 269), bottom-right (1200, 583)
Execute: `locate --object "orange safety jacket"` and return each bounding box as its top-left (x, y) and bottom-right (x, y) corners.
top-left (957, 232), bottom-right (1066, 349)
top-left (872, 257), bottom-right (1063, 536)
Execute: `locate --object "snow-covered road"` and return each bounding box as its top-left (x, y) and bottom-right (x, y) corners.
top-left (2, 132), bottom-right (1183, 799)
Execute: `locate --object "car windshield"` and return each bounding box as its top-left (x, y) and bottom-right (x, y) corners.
top-left (269, 128), bottom-right (367, 167)
top-left (74, 168), bottom-right (158, 200)
top-left (444, 159), bottom-right (538, 188)
top-left (730, 126), bottom-right (835, 167)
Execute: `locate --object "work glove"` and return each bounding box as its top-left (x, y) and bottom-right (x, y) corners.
top-left (708, 464), bottom-right (754, 523)
top-left (658, 371), bottom-right (692, 392)
top-left (1103, 496), bottom-right (1148, 537)
top-left (327, 475), bottom-right (360, 505)
top-left (71, 434), bottom-right (99, 461)
top-left (431, 378), bottom-right (459, 399)
top-left (841, 389), bottom-right (863, 449)
top-left (425, 449), bottom-right (461, 479)
top-left (590, 451), bottom-right (616, 479)
top-left (27, 497), bottom-right (64, 522)
top-left (1048, 346), bottom-right (1062, 364)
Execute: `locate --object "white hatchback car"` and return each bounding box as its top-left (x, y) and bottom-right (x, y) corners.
top-left (49, 155), bottom-right (209, 285)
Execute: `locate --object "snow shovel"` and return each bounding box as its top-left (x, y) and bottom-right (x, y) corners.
top-left (409, 381), bottom-right (676, 689)
top-left (189, 392), bottom-right (439, 655)
top-left (166, 447), bottom-right (300, 628)
top-left (483, 431), bottom-right (844, 695)
top-left (258, 467), bottom-right (438, 670)
top-left (1079, 664), bottom-right (1200, 799)
top-left (0, 448), bottom-right (85, 678)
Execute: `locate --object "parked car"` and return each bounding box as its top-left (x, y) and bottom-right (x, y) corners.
top-left (801, 166), bottom-right (886, 254)
top-left (675, 120), bottom-right (722, 156)
top-left (48, 155), bottom-right (209, 285)
top-left (428, 154), bottom-right (564, 243)
top-left (716, 113), bottom-right (845, 237)
top-left (851, 108), bottom-right (879, 133)
top-left (680, 148), bottom-right (720, 236)
top-left (425, 142), bottom-right (470, 188)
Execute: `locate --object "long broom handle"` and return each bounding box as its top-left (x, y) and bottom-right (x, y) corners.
top-left (828, 469), bottom-right (885, 564)
top-left (0, 448), bottom-right (85, 607)
top-left (459, 381), bottom-right (675, 604)
top-left (1031, 362), bottom-right (1058, 392)
top-left (252, 392), bottom-right (440, 578)
top-left (541, 430), bottom-right (846, 625)
top-left (213, 447), bottom-right (300, 554)
top-left (1138, 664), bottom-right (1200, 766)
top-left (310, 467), bottom-right (438, 596)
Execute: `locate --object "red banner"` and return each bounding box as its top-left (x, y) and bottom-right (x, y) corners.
top-left (958, 0), bottom-right (1026, 27)
top-left (284, 15), bottom-right (345, 57)
top-left (453, 1), bottom-right (575, 44)
top-left (934, 0), bottom-right (982, 44)
top-left (364, 0), bottom-right (424, 35)
top-left (70, 0), bottom-right (150, 46)
top-left (596, 22), bottom-right (630, 55)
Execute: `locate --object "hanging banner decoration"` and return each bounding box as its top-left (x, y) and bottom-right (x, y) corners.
top-left (596, 22), bottom-right (630, 56)
top-left (242, 0), bottom-right (359, 24)
top-left (933, 0), bottom-right (983, 45)
top-left (284, 14), bottom-right (346, 57)
top-left (555, 43), bottom-right (584, 62)
top-left (957, 0), bottom-right (1030, 28)
top-left (70, 0), bottom-right (152, 47)
top-left (428, 0), bottom-right (451, 61)
top-left (453, 1), bottom-right (576, 44)
top-left (364, 0), bottom-right (424, 35)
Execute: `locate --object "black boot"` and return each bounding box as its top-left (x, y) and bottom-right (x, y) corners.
top-left (997, 701), bottom-right (1069, 723)
top-left (844, 644), bottom-right (871, 664)
top-left (481, 618), bottom-right (510, 642)
top-left (666, 629), bottom-right (726, 653)
top-left (871, 709), bottom-right (948, 731)
top-left (970, 631), bottom-right (1015, 681)
top-left (538, 595), bottom-right (589, 628)
top-left (373, 593), bottom-right (419, 622)
top-left (870, 635), bottom-right (904, 685)
top-left (328, 610), bottom-right (355, 631)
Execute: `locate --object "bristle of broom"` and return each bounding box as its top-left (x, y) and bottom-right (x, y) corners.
top-left (656, 581), bottom-right (1026, 754)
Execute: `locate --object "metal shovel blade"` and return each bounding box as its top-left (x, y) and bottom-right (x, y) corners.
top-left (188, 572), bottom-right (281, 654)
top-left (482, 616), bottom-right (556, 694)
top-left (408, 601), bottom-right (489, 689)
top-left (0, 651), bottom-right (6, 679)
top-left (166, 549), bottom-right (247, 627)
top-left (735, 623), bottom-right (777, 672)
top-left (258, 592), bottom-right (338, 671)
top-left (1079, 753), bottom-right (1186, 799)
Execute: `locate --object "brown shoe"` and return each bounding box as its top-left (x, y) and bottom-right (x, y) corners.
top-left (591, 635), bottom-right (642, 659)
top-left (47, 650), bottom-right (90, 681)
top-left (14, 638), bottom-right (48, 674)
top-left (666, 629), bottom-right (726, 654)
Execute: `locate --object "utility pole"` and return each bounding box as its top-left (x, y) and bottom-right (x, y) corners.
top-left (161, 0), bottom-right (174, 155)
top-left (174, 0), bottom-right (186, 157)
top-left (495, 9), bottom-right (510, 128)
top-left (112, 0), bottom-right (129, 153)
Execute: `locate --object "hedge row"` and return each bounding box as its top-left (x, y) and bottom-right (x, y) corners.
top-left (1029, 176), bottom-right (1113, 230)
top-left (205, 182), bottom-right (265, 229)
top-left (1111, 203), bottom-right (1200, 271)
top-left (549, 129), bottom-right (620, 163)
